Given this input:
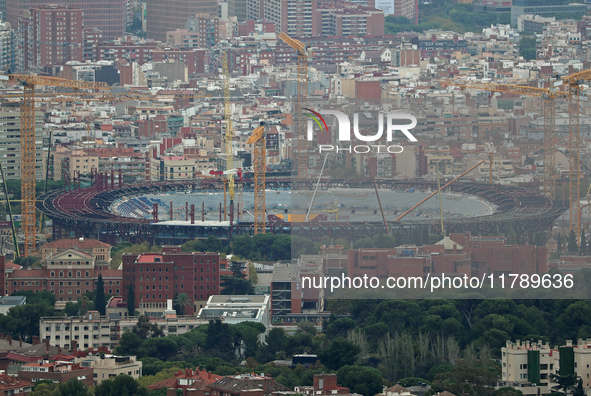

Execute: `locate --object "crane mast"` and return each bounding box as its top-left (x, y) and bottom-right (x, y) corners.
top-left (223, 52), bottom-right (235, 221)
top-left (247, 126), bottom-right (265, 234)
top-left (277, 32), bottom-right (310, 179)
top-left (0, 75), bottom-right (209, 255)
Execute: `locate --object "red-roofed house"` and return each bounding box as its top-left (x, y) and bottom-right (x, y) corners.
top-left (294, 374), bottom-right (350, 396)
top-left (0, 373), bottom-right (33, 395)
top-left (148, 368), bottom-right (222, 391)
top-left (18, 361), bottom-right (93, 387)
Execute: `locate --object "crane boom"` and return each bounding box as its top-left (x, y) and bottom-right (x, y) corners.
top-left (0, 74), bottom-right (209, 256)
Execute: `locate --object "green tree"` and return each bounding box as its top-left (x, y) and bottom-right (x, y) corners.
top-left (249, 262), bottom-right (258, 285)
top-left (56, 378), bottom-right (91, 396)
top-left (430, 365), bottom-right (499, 396)
top-left (206, 319), bottom-right (234, 360)
top-left (116, 331), bottom-right (144, 356)
top-left (127, 283), bottom-right (135, 317)
top-left (11, 290), bottom-right (55, 305)
top-left (550, 373), bottom-right (580, 395)
top-left (337, 365), bottom-right (383, 396)
top-left (581, 230), bottom-right (587, 255)
top-left (95, 274), bottom-right (106, 315)
top-left (94, 375), bottom-right (148, 396)
top-left (221, 276), bottom-right (251, 294)
top-left (132, 315), bottom-right (164, 339)
top-left (568, 230), bottom-right (579, 253)
top-left (140, 337), bottom-right (179, 361)
top-left (174, 293), bottom-right (191, 316)
top-left (30, 382), bottom-right (59, 396)
top-left (0, 303), bottom-right (55, 340)
top-left (318, 338), bottom-right (360, 370)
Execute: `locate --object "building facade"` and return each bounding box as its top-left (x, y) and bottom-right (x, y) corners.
top-left (145, 0), bottom-right (218, 42)
top-left (4, 239), bottom-right (120, 302)
top-left (77, 354), bottom-right (142, 384)
top-left (122, 246), bottom-right (221, 315)
top-left (7, 0), bottom-right (127, 40)
top-left (41, 313), bottom-right (210, 350)
top-left (0, 111), bottom-right (43, 181)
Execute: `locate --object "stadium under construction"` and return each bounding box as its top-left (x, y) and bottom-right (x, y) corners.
top-left (36, 174), bottom-right (566, 245)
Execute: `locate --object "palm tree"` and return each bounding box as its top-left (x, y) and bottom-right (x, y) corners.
top-left (174, 293), bottom-right (192, 316)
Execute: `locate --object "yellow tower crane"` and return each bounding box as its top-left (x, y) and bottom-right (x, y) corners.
top-left (557, 69), bottom-right (591, 242)
top-left (0, 79), bottom-right (209, 256)
top-left (222, 52), bottom-right (236, 222)
top-left (277, 31), bottom-right (311, 179)
top-left (247, 125), bottom-right (265, 234)
top-left (444, 79), bottom-right (568, 201)
top-left (0, 74), bottom-right (108, 256)
top-left (447, 71), bottom-right (591, 241)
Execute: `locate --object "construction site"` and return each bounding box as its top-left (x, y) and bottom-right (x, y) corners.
top-left (0, 32), bottom-right (590, 256)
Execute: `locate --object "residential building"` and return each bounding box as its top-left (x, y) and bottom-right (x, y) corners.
top-left (152, 48), bottom-right (207, 75)
top-left (20, 5), bottom-right (84, 71)
top-left (0, 111), bottom-right (44, 180)
top-left (166, 16), bottom-right (219, 50)
top-left (19, 360), bottom-right (94, 387)
top-left (83, 147), bottom-right (148, 184)
top-left (497, 339), bottom-right (591, 395)
top-left (52, 146), bottom-right (99, 182)
top-left (40, 313), bottom-right (210, 350)
top-left (317, 1), bottom-right (384, 37)
top-left (145, 0), bottom-right (219, 42)
top-left (294, 374), bottom-right (351, 396)
top-left (82, 27), bottom-right (102, 62)
top-left (228, 0), bottom-right (247, 21)
top-left (147, 368), bottom-right (221, 392)
top-left (98, 40), bottom-right (159, 64)
top-left (149, 155), bottom-right (213, 181)
top-left (263, 0), bottom-right (319, 37)
top-left (7, 0), bottom-right (127, 40)
top-left (209, 373), bottom-right (290, 395)
top-left (0, 22), bottom-right (14, 73)
top-left (122, 246), bottom-right (221, 315)
top-left (0, 374), bottom-right (33, 395)
top-left (77, 354), bottom-right (142, 384)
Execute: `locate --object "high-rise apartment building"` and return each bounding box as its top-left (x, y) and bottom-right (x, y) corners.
top-left (374, 0), bottom-right (417, 23)
top-left (18, 5), bottom-right (83, 71)
top-left (248, 0), bottom-right (383, 37)
top-left (7, 0), bottom-right (127, 40)
top-left (0, 21), bottom-right (14, 72)
top-left (0, 111), bottom-right (43, 180)
top-left (264, 0), bottom-right (319, 37)
top-left (229, 0), bottom-right (248, 21)
top-left (145, 0), bottom-right (219, 42)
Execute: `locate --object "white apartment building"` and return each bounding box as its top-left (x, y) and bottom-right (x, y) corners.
top-left (40, 311), bottom-right (210, 350)
top-left (0, 111), bottom-right (44, 180)
top-left (77, 355), bottom-right (142, 384)
top-left (501, 339), bottom-right (591, 395)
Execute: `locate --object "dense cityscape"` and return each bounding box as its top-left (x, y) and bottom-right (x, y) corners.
top-left (1, 0), bottom-right (591, 395)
